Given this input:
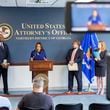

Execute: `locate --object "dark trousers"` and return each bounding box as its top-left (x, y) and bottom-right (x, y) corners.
top-left (0, 66), bottom-right (8, 93)
top-left (68, 71), bottom-right (82, 92)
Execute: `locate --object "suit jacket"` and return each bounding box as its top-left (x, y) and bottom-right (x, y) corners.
top-left (0, 42), bottom-right (10, 64)
top-left (95, 50), bottom-right (107, 67)
top-left (66, 48), bottom-right (83, 71)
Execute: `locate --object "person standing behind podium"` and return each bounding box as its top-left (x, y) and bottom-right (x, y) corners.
top-left (66, 40), bottom-right (83, 94)
top-left (0, 34), bottom-right (10, 95)
top-left (30, 42), bottom-right (47, 79)
top-left (30, 42), bottom-right (47, 61)
top-left (87, 9), bottom-right (102, 26)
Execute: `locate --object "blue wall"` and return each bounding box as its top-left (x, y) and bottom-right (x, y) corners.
top-left (0, 7), bottom-right (110, 64)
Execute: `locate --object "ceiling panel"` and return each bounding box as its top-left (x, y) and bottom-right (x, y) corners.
top-left (0, 0), bottom-right (16, 6)
top-left (0, 0), bottom-right (109, 7)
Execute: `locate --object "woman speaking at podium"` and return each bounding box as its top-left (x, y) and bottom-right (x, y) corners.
top-left (30, 42), bottom-right (47, 61)
top-left (30, 42), bottom-right (47, 79)
top-left (87, 9), bottom-right (102, 25)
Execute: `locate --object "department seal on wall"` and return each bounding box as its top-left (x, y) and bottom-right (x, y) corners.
top-left (0, 23), bottom-right (13, 40)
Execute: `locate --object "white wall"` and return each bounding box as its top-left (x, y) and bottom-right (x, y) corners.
top-left (0, 65), bottom-right (106, 91)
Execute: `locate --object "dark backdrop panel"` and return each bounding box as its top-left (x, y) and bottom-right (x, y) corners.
top-left (0, 7), bottom-right (110, 64)
top-left (0, 7), bottom-right (83, 63)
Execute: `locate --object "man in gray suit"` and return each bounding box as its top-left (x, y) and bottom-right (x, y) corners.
top-left (0, 34), bottom-right (10, 94)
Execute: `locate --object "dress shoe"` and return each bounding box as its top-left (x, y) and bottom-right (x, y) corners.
top-left (100, 89), bottom-right (104, 95)
top-left (96, 89), bottom-right (100, 95)
top-left (78, 92), bottom-right (82, 95)
top-left (66, 91), bottom-right (72, 94)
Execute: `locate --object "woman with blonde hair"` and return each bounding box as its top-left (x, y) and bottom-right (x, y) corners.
top-left (95, 41), bottom-right (107, 95)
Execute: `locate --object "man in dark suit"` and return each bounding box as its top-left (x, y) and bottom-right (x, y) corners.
top-left (0, 34), bottom-right (10, 94)
top-left (66, 40), bottom-right (83, 94)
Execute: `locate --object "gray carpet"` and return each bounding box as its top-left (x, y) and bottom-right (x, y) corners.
top-left (8, 94), bottom-right (110, 110)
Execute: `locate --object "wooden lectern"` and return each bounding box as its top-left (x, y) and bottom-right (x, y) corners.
top-left (29, 60), bottom-right (53, 93)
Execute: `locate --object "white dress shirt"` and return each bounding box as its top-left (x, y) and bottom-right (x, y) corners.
top-left (0, 42), bottom-right (4, 48)
top-left (0, 96), bottom-right (12, 110)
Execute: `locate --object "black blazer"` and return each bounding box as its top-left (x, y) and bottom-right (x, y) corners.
top-left (66, 48), bottom-right (83, 71)
top-left (0, 42), bottom-right (10, 64)
top-left (95, 50), bottom-right (107, 67)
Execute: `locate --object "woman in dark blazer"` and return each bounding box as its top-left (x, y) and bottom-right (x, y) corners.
top-left (95, 41), bottom-right (107, 95)
top-left (66, 40), bottom-right (83, 94)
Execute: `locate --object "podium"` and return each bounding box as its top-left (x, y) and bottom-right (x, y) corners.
top-left (88, 24), bottom-right (106, 31)
top-left (29, 60), bottom-right (53, 93)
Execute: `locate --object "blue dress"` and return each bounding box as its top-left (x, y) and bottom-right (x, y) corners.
top-left (88, 15), bottom-right (102, 24)
top-left (30, 50), bottom-right (47, 60)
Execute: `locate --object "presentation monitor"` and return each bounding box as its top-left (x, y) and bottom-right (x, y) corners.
top-left (65, 2), bottom-right (110, 33)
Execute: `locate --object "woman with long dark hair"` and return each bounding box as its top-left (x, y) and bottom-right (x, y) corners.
top-left (30, 42), bottom-right (47, 61)
top-left (88, 9), bottom-right (102, 25)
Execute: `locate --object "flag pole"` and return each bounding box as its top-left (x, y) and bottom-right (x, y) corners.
top-left (88, 83), bottom-right (94, 92)
top-left (88, 83), bottom-right (91, 92)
